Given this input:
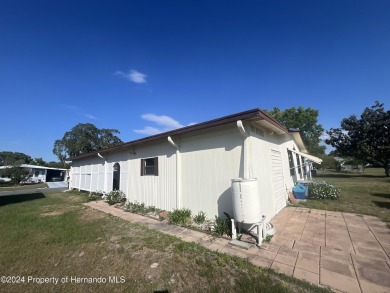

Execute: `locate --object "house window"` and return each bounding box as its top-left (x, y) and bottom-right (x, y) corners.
top-left (141, 157), bottom-right (158, 176)
top-left (287, 150), bottom-right (295, 176)
top-left (296, 154), bottom-right (302, 175)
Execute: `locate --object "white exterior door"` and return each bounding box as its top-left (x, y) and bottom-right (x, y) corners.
top-left (271, 150), bottom-right (286, 214)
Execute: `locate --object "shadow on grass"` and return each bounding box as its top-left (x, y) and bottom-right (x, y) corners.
top-left (372, 201), bottom-right (390, 209)
top-left (371, 193), bottom-right (390, 199)
top-left (0, 192), bottom-right (46, 206)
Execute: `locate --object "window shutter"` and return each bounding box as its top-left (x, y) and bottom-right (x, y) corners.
top-left (154, 157), bottom-right (159, 176)
top-left (141, 159), bottom-right (145, 176)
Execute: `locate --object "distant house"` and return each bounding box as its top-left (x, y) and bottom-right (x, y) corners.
top-left (334, 157), bottom-right (365, 172)
top-left (0, 164), bottom-right (68, 183)
top-left (69, 109), bottom-right (321, 222)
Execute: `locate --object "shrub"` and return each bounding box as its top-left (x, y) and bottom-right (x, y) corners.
top-left (0, 180), bottom-right (13, 187)
top-left (308, 182), bottom-right (341, 200)
top-left (145, 205), bottom-right (161, 214)
top-left (169, 208), bottom-right (192, 226)
top-left (125, 201), bottom-right (159, 213)
top-left (193, 211), bottom-right (207, 224)
top-left (105, 190), bottom-right (126, 205)
top-left (263, 234), bottom-right (273, 243)
top-left (87, 191), bottom-right (104, 201)
top-left (124, 201), bottom-right (146, 213)
top-left (212, 216), bottom-right (231, 237)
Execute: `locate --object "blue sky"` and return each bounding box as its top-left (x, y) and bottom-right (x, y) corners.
top-left (1, 0), bottom-right (389, 161)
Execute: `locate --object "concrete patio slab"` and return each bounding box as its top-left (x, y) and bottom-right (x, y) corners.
top-left (85, 202), bottom-right (390, 293)
top-left (259, 242), bottom-right (280, 252)
top-left (250, 255), bottom-right (273, 268)
top-left (295, 251), bottom-right (320, 274)
top-left (320, 268), bottom-right (361, 293)
top-left (351, 254), bottom-right (390, 272)
top-left (320, 257), bottom-right (356, 278)
top-left (360, 279), bottom-right (390, 293)
top-left (293, 267), bottom-right (319, 286)
top-left (271, 261), bottom-right (294, 276)
top-left (354, 265), bottom-right (390, 288)
top-left (293, 240), bottom-right (321, 255)
top-left (255, 247), bottom-right (278, 260)
top-left (269, 235), bottom-right (295, 249)
top-left (321, 246), bottom-right (352, 263)
top-left (274, 246), bottom-right (298, 266)
top-left (354, 246), bottom-right (389, 260)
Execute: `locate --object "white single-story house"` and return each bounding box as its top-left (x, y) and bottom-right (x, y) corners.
top-left (69, 109), bottom-right (321, 223)
top-left (0, 164), bottom-right (68, 183)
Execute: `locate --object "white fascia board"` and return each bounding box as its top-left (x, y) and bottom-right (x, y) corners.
top-left (0, 164), bottom-right (68, 171)
top-left (289, 132), bottom-right (308, 153)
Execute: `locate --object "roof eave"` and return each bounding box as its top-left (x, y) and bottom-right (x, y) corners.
top-left (289, 130), bottom-right (308, 154)
top-left (69, 108), bottom-right (289, 161)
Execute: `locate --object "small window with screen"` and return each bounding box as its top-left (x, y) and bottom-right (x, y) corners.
top-left (141, 157), bottom-right (158, 176)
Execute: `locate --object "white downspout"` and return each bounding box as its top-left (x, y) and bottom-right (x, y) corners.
top-left (237, 120), bottom-right (249, 179)
top-left (168, 136), bottom-right (181, 209)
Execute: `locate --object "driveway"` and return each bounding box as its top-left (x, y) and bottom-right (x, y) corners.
top-left (46, 181), bottom-right (68, 189)
top-left (0, 182), bottom-right (68, 197)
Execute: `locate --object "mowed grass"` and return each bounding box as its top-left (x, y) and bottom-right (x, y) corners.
top-left (297, 168), bottom-right (390, 224)
top-left (0, 190), bottom-right (330, 293)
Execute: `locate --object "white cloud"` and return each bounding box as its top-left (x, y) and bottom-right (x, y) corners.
top-left (115, 69), bottom-right (147, 84)
top-left (60, 104), bottom-right (97, 120)
top-left (141, 114), bottom-right (184, 129)
top-left (133, 126), bottom-right (162, 135)
top-left (85, 114), bottom-right (97, 120)
top-left (321, 130), bottom-right (349, 141)
top-left (320, 132), bottom-right (330, 141)
top-left (134, 114), bottom-right (186, 135)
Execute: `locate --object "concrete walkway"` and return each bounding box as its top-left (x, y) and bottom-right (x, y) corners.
top-left (86, 201), bottom-right (390, 293)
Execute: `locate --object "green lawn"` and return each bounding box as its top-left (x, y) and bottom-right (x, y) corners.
top-left (0, 190), bottom-right (330, 293)
top-left (297, 168), bottom-right (390, 224)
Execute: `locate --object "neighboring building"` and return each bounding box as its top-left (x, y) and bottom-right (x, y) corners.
top-left (334, 157), bottom-right (365, 172)
top-left (0, 164), bottom-right (68, 183)
top-left (69, 109), bottom-right (322, 222)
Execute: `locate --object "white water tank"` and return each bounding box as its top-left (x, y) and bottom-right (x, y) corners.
top-left (231, 178), bottom-right (261, 223)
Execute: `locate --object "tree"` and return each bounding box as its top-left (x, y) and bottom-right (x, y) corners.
top-left (31, 157), bottom-right (47, 166)
top-left (267, 106), bottom-right (325, 155)
top-left (53, 123), bottom-right (123, 160)
top-left (0, 152), bottom-right (33, 166)
top-left (314, 154), bottom-right (340, 173)
top-left (47, 161), bottom-right (70, 169)
top-left (326, 101), bottom-right (390, 177)
top-left (2, 165), bottom-right (30, 184)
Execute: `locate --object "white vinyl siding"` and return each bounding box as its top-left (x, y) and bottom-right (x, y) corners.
top-left (127, 142), bottom-right (176, 212)
top-left (180, 126), bottom-right (242, 218)
top-left (271, 150), bottom-right (286, 214)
